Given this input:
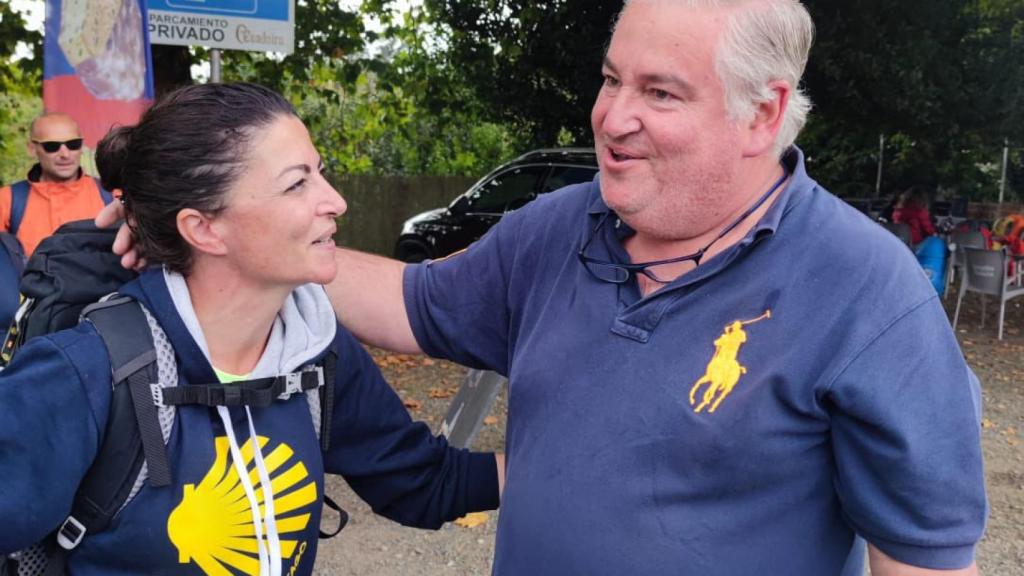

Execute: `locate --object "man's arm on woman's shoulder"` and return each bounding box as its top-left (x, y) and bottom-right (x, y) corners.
top-left (327, 248), bottom-right (421, 353)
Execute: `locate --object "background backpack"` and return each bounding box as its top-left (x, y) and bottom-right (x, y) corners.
top-left (0, 221), bottom-right (346, 576)
top-left (0, 232), bottom-right (25, 333)
top-left (0, 179), bottom-right (113, 335)
top-left (0, 220), bottom-right (134, 365)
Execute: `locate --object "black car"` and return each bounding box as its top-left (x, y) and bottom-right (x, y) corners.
top-left (394, 148), bottom-right (599, 262)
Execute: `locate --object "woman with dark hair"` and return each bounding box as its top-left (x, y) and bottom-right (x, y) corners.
top-left (0, 83), bottom-right (501, 575)
top-left (892, 185), bottom-right (937, 245)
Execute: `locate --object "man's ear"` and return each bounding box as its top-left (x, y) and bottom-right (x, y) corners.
top-left (25, 139), bottom-right (38, 161)
top-left (741, 80), bottom-right (790, 158)
top-left (177, 208), bottom-right (228, 257)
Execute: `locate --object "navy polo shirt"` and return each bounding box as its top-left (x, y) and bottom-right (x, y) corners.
top-left (404, 148), bottom-right (987, 575)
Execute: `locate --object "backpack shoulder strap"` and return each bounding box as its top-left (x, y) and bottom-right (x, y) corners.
top-left (9, 180), bottom-right (29, 236)
top-left (318, 349), bottom-right (336, 452)
top-left (40, 297), bottom-right (170, 573)
top-left (82, 297), bottom-right (171, 488)
top-left (0, 233), bottom-right (26, 276)
top-left (93, 178), bottom-right (113, 206)
top-left (316, 347), bottom-right (347, 539)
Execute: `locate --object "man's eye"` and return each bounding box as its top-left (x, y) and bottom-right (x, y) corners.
top-left (286, 178), bottom-right (306, 193)
top-left (649, 88), bottom-right (673, 101)
top-left (603, 74), bottom-right (621, 88)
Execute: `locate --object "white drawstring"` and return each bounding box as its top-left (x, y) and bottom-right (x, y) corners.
top-left (217, 406), bottom-right (280, 576)
top-left (246, 406), bottom-right (281, 576)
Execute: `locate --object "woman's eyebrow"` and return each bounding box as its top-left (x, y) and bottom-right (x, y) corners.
top-left (277, 163), bottom-right (311, 179)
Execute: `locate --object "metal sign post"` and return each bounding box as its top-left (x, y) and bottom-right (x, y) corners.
top-left (875, 133), bottom-right (885, 198)
top-left (999, 138), bottom-right (1009, 205)
top-left (210, 48), bottom-right (221, 82)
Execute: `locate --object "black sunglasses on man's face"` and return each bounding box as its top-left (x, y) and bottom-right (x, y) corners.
top-left (32, 138), bottom-right (84, 154)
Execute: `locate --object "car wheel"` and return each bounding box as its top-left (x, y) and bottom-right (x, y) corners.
top-left (395, 239), bottom-right (433, 263)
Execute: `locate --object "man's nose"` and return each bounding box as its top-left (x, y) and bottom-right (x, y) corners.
top-left (599, 91), bottom-right (642, 138)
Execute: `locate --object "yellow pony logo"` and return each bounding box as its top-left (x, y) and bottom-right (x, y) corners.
top-left (689, 310), bottom-right (771, 414)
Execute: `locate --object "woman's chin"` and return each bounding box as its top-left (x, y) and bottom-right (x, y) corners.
top-left (308, 264), bottom-right (339, 286)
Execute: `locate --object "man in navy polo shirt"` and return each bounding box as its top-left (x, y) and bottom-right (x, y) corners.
top-left (104, 0), bottom-right (987, 573)
top-left (324, 1), bottom-right (986, 574)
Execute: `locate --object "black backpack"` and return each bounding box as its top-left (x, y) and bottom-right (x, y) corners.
top-left (1, 220), bottom-right (135, 361)
top-left (0, 232), bottom-right (26, 333)
top-left (0, 179), bottom-right (113, 333)
top-left (0, 221), bottom-right (346, 576)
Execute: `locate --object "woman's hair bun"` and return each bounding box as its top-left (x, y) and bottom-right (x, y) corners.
top-left (95, 125), bottom-right (134, 192)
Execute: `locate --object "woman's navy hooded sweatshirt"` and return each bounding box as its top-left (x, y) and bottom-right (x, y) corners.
top-left (0, 268), bottom-right (499, 575)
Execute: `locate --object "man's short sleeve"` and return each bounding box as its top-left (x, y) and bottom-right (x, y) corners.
top-left (827, 297), bottom-right (987, 569)
top-left (403, 217), bottom-right (522, 375)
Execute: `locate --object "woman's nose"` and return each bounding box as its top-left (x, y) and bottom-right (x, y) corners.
top-left (321, 183), bottom-right (347, 217)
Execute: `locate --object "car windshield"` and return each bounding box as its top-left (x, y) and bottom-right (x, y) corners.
top-left (466, 167), bottom-right (543, 212)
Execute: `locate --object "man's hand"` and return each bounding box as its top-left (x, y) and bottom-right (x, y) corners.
top-left (95, 200), bottom-right (146, 270)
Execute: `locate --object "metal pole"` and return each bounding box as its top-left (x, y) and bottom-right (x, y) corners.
top-left (875, 133), bottom-right (885, 198)
top-left (210, 49), bottom-right (222, 83)
top-left (999, 138), bottom-right (1009, 204)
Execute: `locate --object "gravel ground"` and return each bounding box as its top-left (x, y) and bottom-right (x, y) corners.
top-left (314, 291), bottom-right (1024, 575)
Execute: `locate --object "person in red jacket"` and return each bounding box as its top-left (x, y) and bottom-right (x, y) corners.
top-left (892, 185), bottom-right (937, 245)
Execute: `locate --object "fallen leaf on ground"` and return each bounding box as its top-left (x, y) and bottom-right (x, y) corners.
top-left (403, 398), bottom-right (422, 410)
top-left (428, 388), bottom-right (454, 399)
top-left (982, 418), bottom-right (994, 429)
top-left (422, 358), bottom-right (436, 366)
top-left (454, 512), bottom-right (489, 528)
top-left (483, 416), bottom-right (499, 426)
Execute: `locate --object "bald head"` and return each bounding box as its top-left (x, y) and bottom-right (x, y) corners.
top-left (30, 113), bottom-right (81, 141)
top-left (28, 113), bottom-right (84, 183)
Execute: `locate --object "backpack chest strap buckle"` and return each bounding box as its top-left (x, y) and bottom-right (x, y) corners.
top-left (279, 366), bottom-right (324, 399)
top-left (56, 516), bottom-right (87, 550)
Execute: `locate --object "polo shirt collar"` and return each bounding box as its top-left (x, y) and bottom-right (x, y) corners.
top-left (582, 147), bottom-right (815, 343)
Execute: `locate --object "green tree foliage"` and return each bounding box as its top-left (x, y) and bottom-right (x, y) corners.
top-left (425, 0), bottom-right (1023, 200)
top-left (424, 0), bottom-right (618, 146)
top-left (0, 0), bottom-right (523, 179)
top-left (217, 0), bottom-right (368, 90)
top-left (0, 0), bottom-right (43, 185)
top-left (799, 0), bottom-right (1017, 199)
top-left (219, 1), bottom-right (528, 176)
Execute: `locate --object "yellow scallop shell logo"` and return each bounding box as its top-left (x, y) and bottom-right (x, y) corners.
top-left (167, 436), bottom-right (318, 575)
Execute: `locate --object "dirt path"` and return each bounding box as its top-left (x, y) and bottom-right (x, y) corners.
top-left (314, 294), bottom-right (1023, 575)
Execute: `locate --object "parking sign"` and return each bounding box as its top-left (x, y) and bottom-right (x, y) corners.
top-left (164, 0), bottom-right (259, 15)
top-left (146, 0), bottom-right (294, 53)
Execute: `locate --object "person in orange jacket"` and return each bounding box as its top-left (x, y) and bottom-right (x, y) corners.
top-left (0, 113), bottom-right (113, 255)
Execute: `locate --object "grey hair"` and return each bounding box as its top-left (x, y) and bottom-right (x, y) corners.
top-left (617, 0), bottom-right (814, 157)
